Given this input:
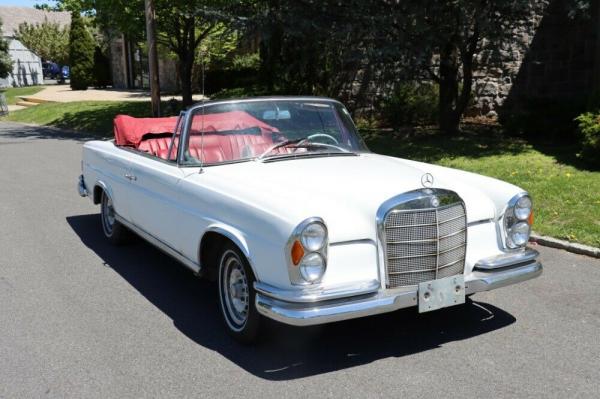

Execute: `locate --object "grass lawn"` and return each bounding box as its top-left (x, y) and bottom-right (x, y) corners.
top-left (2, 101), bottom-right (180, 135)
top-left (364, 127), bottom-right (600, 248)
top-left (2, 101), bottom-right (598, 247)
top-left (1, 86), bottom-right (45, 105)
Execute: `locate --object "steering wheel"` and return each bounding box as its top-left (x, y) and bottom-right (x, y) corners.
top-left (300, 133), bottom-right (339, 145)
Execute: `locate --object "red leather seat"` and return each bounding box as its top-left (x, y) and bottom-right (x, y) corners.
top-left (138, 134), bottom-right (275, 162)
top-left (116, 112), bottom-right (280, 163)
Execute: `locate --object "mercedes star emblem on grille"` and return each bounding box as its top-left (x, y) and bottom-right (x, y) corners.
top-left (421, 173), bottom-right (434, 188)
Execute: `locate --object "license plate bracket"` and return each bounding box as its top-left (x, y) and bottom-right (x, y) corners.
top-left (418, 275), bottom-right (465, 313)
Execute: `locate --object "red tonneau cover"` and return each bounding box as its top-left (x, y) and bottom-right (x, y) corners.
top-left (114, 115), bottom-right (178, 146)
top-left (114, 111), bottom-right (278, 147)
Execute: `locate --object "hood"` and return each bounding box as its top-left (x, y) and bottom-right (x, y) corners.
top-left (193, 153), bottom-right (498, 243)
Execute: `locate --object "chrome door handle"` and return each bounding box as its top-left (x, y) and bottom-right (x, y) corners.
top-left (124, 173), bottom-right (137, 181)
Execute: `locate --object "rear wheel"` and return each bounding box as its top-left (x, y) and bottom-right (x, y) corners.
top-left (218, 243), bottom-right (261, 343)
top-left (100, 190), bottom-right (130, 245)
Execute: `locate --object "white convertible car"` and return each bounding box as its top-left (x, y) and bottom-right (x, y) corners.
top-left (78, 97), bottom-right (542, 342)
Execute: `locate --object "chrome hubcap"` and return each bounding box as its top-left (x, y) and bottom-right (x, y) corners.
top-left (101, 194), bottom-right (115, 235)
top-left (221, 252), bottom-right (249, 328)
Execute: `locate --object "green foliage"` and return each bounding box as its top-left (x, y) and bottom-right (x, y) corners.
top-left (381, 83), bottom-right (439, 127)
top-left (2, 100), bottom-right (181, 135)
top-left (69, 11), bottom-right (95, 90)
top-left (0, 19), bottom-right (13, 79)
top-left (499, 97), bottom-right (585, 139)
top-left (15, 21), bottom-right (70, 65)
top-left (362, 128), bottom-right (600, 247)
top-left (1, 86), bottom-right (45, 105)
top-left (575, 112), bottom-right (600, 166)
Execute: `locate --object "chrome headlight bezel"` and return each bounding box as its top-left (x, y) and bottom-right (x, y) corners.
top-left (286, 217), bottom-right (328, 285)
top-left (502, 192), bottom-right (533, 249)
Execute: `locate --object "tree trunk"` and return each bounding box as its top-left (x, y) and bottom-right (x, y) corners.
top-left (178, 51), bottom-right (194, 106)
top-left (438, 41), bottom-right (461, 134)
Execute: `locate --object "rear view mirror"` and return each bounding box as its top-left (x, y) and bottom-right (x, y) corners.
top-left (263, 110), bottom-right (291, 120)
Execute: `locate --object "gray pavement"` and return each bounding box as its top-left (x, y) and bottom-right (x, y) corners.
top-left (0, 121), bottom-right (599, 398)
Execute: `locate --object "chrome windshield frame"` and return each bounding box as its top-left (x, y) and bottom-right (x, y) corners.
top-left (177, 96), bottom-right (365, 168)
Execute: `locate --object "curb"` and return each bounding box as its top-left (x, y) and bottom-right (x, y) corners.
top-left (530, 233), bottom-right (600, 259)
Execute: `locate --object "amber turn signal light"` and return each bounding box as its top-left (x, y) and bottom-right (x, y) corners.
top-left (528, 210), bottom-right (534, 226)
top-left (291, 240), bottom-right (305, 265)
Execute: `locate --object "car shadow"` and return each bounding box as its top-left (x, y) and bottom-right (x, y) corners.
top-left (67, 213), bottom-right (516, 381)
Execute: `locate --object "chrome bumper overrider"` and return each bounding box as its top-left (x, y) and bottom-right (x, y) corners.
top-left (77, 174), bottom-right (88, 197)
top-left (255, 248), bottom-right (542, 326)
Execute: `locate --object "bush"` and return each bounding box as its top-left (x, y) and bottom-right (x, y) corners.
top-left (380, 82), bottom-right (439, 127)
top-left (69, 11), bottom-right (95, 90)
top-left (499, 97), bottom-right (586, 139)
top-left (575, 111), bottom-right (600, 166)
top-left (0, 19), bottom-right (13, 79)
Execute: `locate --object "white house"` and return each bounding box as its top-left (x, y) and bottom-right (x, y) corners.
top-left (0, 6), bottom-right (70, 88)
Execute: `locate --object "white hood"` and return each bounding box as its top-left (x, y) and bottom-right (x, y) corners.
top-left (195, 153), bottom-right (513, 243)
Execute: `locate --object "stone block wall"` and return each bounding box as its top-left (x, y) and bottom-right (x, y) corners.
top-left (472, 0), bottom-right (598, 117)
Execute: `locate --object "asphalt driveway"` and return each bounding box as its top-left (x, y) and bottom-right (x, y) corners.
top-left (0, 121), bottom-right (598, 398)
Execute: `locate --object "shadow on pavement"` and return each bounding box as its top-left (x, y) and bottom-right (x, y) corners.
top-left (67, 213), bottom-right (516, 381)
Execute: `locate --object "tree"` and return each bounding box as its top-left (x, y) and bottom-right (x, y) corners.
top-left (0, 19), bottom-right (13, 79)
top-left (69, 10), bottom-right (95, 90)
top-left (154, 0), bottom-right (230, 105)
top-left (404, 1), bottom-right (536, 134)
top-left (15, 20), bottom-right (70, 65)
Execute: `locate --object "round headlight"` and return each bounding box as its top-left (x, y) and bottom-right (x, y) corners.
top-left (514, 196), bottom-right (532, 221)
top-left (299, 253), bottom-right (326, 283)
top-left (509, 221), bottom-right (531, 246)
top-left (300, 222), bottom-right (327, 251)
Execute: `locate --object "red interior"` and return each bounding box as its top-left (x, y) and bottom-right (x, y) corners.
top-left (114, 112), bottom-right (281, 162)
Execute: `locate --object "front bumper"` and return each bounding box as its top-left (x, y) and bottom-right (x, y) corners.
top-left (255, 248), bottom-right (542, 326)
top-left (77, 174), bottom-right (88, 197)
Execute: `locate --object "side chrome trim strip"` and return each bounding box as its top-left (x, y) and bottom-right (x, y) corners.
top-left (115, 214), bottom-right (201, 274)
top-left (467, 218), bottom-right (494, 227)
top-left (329, 238), bottom-right (377, 247)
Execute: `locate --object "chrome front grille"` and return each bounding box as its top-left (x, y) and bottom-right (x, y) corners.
top-left (383, 200), bottom-right (467, 288)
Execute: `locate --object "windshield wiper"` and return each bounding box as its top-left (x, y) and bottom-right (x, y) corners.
top-left (257, 139), bottom-right (304, 160)
top-left (296, 141), bottom-right (350, 153)
top-left (258, 139), bottom-right (352, 161)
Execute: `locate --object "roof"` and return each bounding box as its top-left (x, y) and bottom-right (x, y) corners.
top-left (0, 6), bottom-right (70, 37)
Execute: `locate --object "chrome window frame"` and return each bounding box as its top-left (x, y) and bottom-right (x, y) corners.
top-left (176, 96), bottom-right (365, 168)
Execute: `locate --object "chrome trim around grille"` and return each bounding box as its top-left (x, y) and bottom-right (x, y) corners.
top-left (376, 189), bottom-right (467, 289)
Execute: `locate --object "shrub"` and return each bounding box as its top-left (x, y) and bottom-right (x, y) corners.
top-left (575, 111), bottom-right (600, 166)
top-left (0, 18), bottom-right (13, 79)
top-left (380, 82), bottom-right (439, 127)
top-left (499, 97), bottom-right (586, 139)
top-left (69, 11), bottom-right (95, 90)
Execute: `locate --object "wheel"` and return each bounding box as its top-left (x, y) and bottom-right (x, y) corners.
top-left (218, 243), bottom-right (261, 343)
top-left (100, 190), bottom-right (130, 245)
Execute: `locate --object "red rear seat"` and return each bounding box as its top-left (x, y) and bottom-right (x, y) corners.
top-left (138, 134), bottom-right (274, 162)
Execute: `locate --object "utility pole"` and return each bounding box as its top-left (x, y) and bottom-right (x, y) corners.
top-left (145, 0), bottom-right (161, 117)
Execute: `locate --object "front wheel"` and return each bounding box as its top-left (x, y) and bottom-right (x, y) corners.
top-left (218, 243), bottom-right (261, 343)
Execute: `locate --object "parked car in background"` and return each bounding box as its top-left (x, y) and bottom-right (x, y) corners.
top-left (77, 97), bottom-right (542, 343)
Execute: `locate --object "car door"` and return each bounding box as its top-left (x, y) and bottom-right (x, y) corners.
top-left (124, 152), bottom-right (187, 251)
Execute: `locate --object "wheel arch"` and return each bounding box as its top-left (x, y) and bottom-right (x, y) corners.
top-left (199, 225), bottom-right (257, 282)
top-left (92, 180), bottom-right (110, 205)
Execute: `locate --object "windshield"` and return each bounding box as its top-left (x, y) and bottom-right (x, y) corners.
top-left (181, 99), bottom-right (368, 165)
